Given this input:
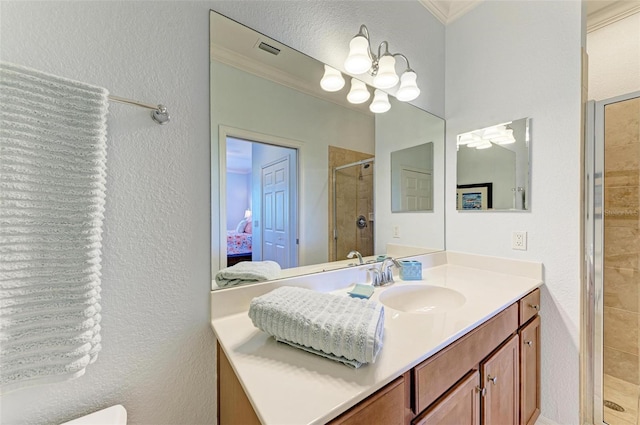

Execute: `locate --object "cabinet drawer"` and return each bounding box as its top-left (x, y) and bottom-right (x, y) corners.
top-left (413, 303), bottom-right (518, 414)
top-left (329, 373), bottom-right (409, 425)
top-left (519, 289), bottom-right (540, 326)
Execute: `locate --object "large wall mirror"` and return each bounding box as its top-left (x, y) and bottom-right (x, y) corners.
top-left (210, 11), bottom-right (445, 289)
top-left (456, 118), bottom-right (531, 211)
top-left (391, 143), bottom-right (434, 212)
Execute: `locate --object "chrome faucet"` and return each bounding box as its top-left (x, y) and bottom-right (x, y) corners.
top-left (347, 250), bottom-right (364, 265)
top-left (369, 257), bottom-right (402, 286)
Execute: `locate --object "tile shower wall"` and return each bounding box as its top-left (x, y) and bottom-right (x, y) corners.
top-left (603, 97), bottom-right (640, 386)
top-left (328, 146), bottom-right (374, 262)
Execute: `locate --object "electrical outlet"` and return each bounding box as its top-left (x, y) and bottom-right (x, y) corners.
top-left (392, 226), bottom-right (400, 238)
top-left (512, 231), bottom-right (527, 250)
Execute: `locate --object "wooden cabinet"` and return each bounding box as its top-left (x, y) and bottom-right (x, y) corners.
top-left (217, 345), bottom-right (261, 425)
top-left (218, 289), bottom-right (541, 425)
top-left (481, 335), bottom-right (520, 425)
top-left (413, 371), bottom-right (480, 425)
top-left (519, 315), bottom-right (541, 425)
top-left (329, 372), bottom-right (411, 425)
top-left (519, 289), bottom-right (540, 326)
top-left (413, 304), bottom-right (518, 413)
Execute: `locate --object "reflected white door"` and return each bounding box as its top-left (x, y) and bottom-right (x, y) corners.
top-left (262, 157), bottom-right (290, 268)
top-left (401, 168), bottom-right (432, 211)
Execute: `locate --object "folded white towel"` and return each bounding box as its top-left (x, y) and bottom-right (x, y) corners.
top-left (0, 62), bottom-right (108, 393)
top-left (215, 260), bottom-right (281, 288)
top-left (248, 286), bottom-right (384, 368)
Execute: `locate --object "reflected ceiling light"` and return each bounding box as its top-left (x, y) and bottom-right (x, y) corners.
top-left (467, 140), bottom-right (488, 148)
top-left (369, 89), bottom-right (391, 113)
top-left (482, 125), bottom-right (506, 141)
top-left (475, 141), bottom-right (493, 149)
top-left (320, 65), bottom-right (345, 92)
top-left (347, 78), bottom-right (370, 104)
top-left (492, 128), bottom-right (515, 144)
top-left (457, 133), bottom-right (482, 145)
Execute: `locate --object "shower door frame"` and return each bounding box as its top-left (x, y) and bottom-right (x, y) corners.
top-left (584, 91), bottom-right (640, 425)
top-left (332, 158), bottom-right (375, 260)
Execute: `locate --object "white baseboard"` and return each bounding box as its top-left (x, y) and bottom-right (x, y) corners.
top-left (536, 415), bottom-right (560, 425)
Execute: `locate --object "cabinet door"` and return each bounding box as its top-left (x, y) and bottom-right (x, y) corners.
top-left (481, 334), bottom-right (519, 425)
top-left (413, 371), bottom-right (480, 425)
top-left (330, 373), bottom-right (409, 425)
top-left (520, 315), bottom-right (541, 425)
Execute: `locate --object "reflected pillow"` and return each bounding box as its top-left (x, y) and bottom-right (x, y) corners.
top-left (244, 221), bottom-right (253, 234)
top-left (235, 219), bottom-right (247, 233)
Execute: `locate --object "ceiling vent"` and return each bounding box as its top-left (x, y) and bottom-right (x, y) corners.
top-left (258, 41), bottom-right (280, 56)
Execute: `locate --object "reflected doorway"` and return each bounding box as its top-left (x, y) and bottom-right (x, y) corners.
top-left (222, 132), bottom-right (298, 270)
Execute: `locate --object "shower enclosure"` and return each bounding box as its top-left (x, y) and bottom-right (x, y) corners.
top-left (585, 91), bottom-right (640, 425)
top-left (332, 159), bottom-right (375, 261)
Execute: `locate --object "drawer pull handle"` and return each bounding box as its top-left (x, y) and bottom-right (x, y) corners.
top-left (525, 340), bottom-right (533, 346)
top-left (488, 375), bottom-right (498, 385)
top-left (529, 304), bottom-right (540, 311)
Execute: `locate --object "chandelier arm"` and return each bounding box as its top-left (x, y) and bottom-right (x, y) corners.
top-left (392, 53), bottom-right (413, 72)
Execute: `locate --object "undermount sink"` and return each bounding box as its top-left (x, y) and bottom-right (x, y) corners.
top-left (378, 284), bottom-right (466, 314)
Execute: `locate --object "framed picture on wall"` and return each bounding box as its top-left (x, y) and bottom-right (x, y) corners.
top-left (457, 183), bottom-right (493, 210)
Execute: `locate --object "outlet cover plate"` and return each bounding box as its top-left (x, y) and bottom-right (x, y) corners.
top-left (512, 231), bottom-right (527, 250)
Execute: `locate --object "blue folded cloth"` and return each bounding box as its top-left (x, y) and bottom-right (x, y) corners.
top-left (248, 286), bottom-right (385, 368)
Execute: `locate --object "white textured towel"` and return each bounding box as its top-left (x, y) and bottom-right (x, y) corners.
top-left (248, 286), bottom-right (384, 368)
top-left (0, 62), bottom-right (109, 393)
top-left (215, 260), bottom-right (281, 288)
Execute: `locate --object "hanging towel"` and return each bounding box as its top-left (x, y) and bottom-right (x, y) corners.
top-left (0, 62), bottom-right (109, 393)
top-left (215, 260), bottom-right (281, 288)
top-left (248, 286), bottom-right (385, 368)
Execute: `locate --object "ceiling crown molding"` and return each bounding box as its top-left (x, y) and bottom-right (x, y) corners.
top-left (587, 1), bottom-right (640, 33)
top-left (419, 0), bottom-right (484, 25)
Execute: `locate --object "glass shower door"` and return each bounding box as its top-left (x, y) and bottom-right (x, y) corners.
top-left (587, 91), bottom-right (640, 425)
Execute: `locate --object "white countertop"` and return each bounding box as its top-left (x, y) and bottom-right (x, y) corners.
top-left (211, 251), bottom-right (543, 425)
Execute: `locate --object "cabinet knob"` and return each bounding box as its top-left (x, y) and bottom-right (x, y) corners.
top-left (525, 340), bottom-right (533, 347)
top-left (476, 386), bottom-right (486, 397)
top-left (487, 375), bottom-right (498, 385)
top-left (529, 304), bottom-right (540, 311)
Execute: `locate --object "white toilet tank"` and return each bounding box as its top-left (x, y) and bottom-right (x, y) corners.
top-left (62, 405), bottom-right (127, 425)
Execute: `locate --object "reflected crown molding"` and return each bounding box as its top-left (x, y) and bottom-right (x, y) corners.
top-left (210, 38), bottom-right (372, 116)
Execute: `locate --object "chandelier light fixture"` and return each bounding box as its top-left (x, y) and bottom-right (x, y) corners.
top-left (319, 24), bottom-right (420, 113)
top-left (457, 122), bottom-right (516, 150)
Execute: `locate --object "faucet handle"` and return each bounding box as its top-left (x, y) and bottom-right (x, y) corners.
top-left (367, 267), bottom-right (382, 286)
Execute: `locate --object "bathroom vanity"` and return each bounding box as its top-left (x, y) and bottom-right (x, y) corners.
top-left (210, 252), bottom-right (542, 425)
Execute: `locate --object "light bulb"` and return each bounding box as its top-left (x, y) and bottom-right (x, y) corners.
top-left (320, 65), bottom-right (345, 92)
top-left (369, 89), bottom-right (391, 113)
top-left (396, 70), bottom-right (420, 101)
top-left (347, 78), bottom-right (370, 104)
top-left (344, 35), bottom-right (372, 75)
top-left (373, 55), bottom-right (399, 89)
